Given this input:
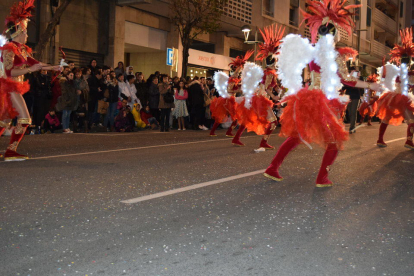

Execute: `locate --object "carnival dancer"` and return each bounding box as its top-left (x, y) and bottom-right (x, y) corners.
top-left (231, 24), bottom-right (284, 149)
top-left (0, 0), bottom-right (61, 161)
top-left (358, 74), bottom-right (380, 126)
top-left (376, 27), bottom-right (414, 149)
top-left (263, 0), bottom-right (381, 187)
top-left (210, 50), bottom-right (253, 137)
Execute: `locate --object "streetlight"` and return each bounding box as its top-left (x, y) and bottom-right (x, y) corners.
top-left (241, 25), bottom-right (260, 64)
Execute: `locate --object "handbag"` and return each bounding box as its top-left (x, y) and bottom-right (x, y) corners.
top-left (163, 90), bottom-right (174, 104)
top-left (97, 100), bottom-right (109, 114)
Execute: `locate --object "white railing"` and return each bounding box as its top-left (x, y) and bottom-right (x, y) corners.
top-left (373, 8), bottom-right (397, 34)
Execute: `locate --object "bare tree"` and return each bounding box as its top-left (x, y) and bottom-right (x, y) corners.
top-left (34, 0), bottom-right (73, 60)
top-left (170, 0), bottom-right (226, 78)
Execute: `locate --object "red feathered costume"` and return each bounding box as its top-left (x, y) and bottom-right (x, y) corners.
top-left (0, 0), bottom-right (40, 161)
top-left (209, 50), bottom-right (254, 137)
top-left (376, 27), bottom-right (414, 149)
top-left (358, 74), bottom-right (379, 125)
top-left (231, 24), bottom-right (284, 149)
top-left (264, 0), bottom-right (362, 187)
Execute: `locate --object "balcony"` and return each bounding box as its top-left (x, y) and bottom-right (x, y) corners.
top-left (373, 8), bottom-right (397, 34)
top-left (371, 40), bottom-right (389, 59)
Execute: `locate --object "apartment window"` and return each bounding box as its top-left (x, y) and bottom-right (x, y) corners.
top-left (289, 6), bottom-right (298, 26)
top-left (230, 49), bottom-right (246, 59)
top-left (400, 1), bottom-right (404, 18)
top-left (367, 7), bottom-right (371, 27)
top-left (263, 0), bottom-right (274, 17)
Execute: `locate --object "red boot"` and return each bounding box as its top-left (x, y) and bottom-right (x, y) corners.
top-left (232, 124), bottom-right (246, 146)
top-left (376, 122), bottom-right (388, 147)
top-left (404, 123), bottom-right (414, 150)
top-left (264, 137), bottom-right (300, 181)
top-left (225, 120), bottom-right (238, 137)
top-left (4, 119), bottom-right (30, 162)
top-left (210, 122), bottom-right (220, 136)
top-left (316, 144), bottom-right (338, 187)
top-left (259, 121), bottom-right (277, 150)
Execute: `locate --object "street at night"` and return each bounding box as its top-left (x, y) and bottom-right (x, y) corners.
top-left (0, 124), bottom-right (413, 276)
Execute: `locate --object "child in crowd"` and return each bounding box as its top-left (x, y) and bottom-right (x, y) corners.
top-left (115, 106), bottom-right (134, 132)
top-left (43, 110), bottom-right (62, 133)
top-left (141, 105), bottom-right (159, 130)
top-left (132, 103), bottom-right (147, 129)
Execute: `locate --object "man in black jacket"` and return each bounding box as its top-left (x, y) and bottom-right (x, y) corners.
top-left (87, 71), bottom-right (104, 128)
top-left (345, 67), bottom-right (364, 133)
top-left (33, 69), bottom-right (52, 129)
top-left (188, 76), bottom-right (206, 130)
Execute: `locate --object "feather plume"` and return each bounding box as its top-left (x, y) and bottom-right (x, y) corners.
top-left (337, 47), bottom-right (358, 60)
top-left (5, 0), bottom-right (35, 27)
top-left (241, 62), bottom-right (264, 108)
top-left (213, 71), bottom-right (230, 98)
top-left (390, 27), bottom-right (414, 64)
top-left (277, 34), bottom-right (314, 97)
top-left (300, 0), bottom-right (361, 43)
top-left (256, 24), bottom-right (285, 62)
top-left (228, 50), bottom-right (254, 69)
top-left (366, 74), bottom-right (379, 83)
top-left (379, 63), bottom-right (399, 92)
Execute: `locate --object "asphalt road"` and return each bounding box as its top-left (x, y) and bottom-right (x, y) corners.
top-left (0, 123), bottom-right (413, 276)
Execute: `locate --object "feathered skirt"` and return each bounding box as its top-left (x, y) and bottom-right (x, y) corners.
top-left (359, 100), bottom-right (377, 117)
top-left (376, 92), bottom-right (414, 126)
top-left (210, 96), bottom-right (237, 123)
top-left (279, 88), bottom-right (349, 150)
top-left (235, 95), bottom-right (274, 135)
top-left (0, 78), bottom-right (30, 122)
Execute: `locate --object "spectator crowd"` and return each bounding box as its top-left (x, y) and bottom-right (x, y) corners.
top-left (20, 60), bottom-right (228, 134)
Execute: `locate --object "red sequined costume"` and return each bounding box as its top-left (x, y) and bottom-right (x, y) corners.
top-left (209, 50), bottom-right (254, 137)
top-left (358, 74), bottom-right (379, 125)
top-left (232, 24), bottom-right (284, 149)
top-left (264, 0), bottom-right (363, 187)
top-left (376, 27), bottom-right (414, 149)
top-left (0, 0), bottom-right (39, 161)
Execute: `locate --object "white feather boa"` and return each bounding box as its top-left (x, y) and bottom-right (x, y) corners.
top-left (313, 35), bottom-right (342, 100)
top-left (378, 63), bottom-right (399, 92)
top-left (213, 71), bottom-right (230, 98)
top-left (241, 62), bottom-right (264, 108)
top-left (277, 34), bottom-right (314, 97)
top-left (0, 35), bottom-right (7, 79)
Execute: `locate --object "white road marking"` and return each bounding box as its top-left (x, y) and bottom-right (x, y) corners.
top-left (24, 136), bottom-right (255, 161)
top-left (373, 137), bottom-right (406, 145)
top-left (121, 169), bottom-right (266, 204)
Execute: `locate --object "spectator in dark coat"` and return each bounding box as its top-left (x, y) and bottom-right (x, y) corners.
top-left (135, 72), bottom-right (149, 106)
top-left (87, 71), bottom-right (103, 127)
top-left (57, 73), bottom-right (78, 133)
top-left (33, 69), bottom-right (52, 128)
top-left (104, 78), bottom-right (120, 132)
top-left (148, 76), bottom-right (160, 122)
top-left (188, 76), bottom-right (206, 130)
top-left (158, 74), bottom-right (175, 132)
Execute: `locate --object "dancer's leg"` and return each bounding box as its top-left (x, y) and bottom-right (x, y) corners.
top-left (210, 121), bottom-right (220, 136)
top-left (264, 137), bottom-right (301, 181)
top-left (404, 110), bottom-right (414, 150)
top-left (315, 143), bottom-right (339, 187)
top-left (377, 120), bottom-right (389, 147)
top-left (4, 93), bottom-right (31, 161)
top-left (225, 120), bottom-right (238, 137)
top-left (259, 120), bottom-right (277, 149)
top-left (231, 124), bottom-right (246, 146)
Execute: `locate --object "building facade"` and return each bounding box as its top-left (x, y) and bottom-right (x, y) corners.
top-left (0, 0), bottom-right (409, 78)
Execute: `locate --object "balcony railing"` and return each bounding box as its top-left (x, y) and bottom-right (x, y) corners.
top-left (373, 8), bottom-right (397, 34)
top-left (371, 40), bottom-right (389, 58)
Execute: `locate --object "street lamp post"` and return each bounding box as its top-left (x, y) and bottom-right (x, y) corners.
top-left (241, 25), bottom-right (260, 64)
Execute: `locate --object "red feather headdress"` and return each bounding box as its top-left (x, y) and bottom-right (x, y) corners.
top-left (228, 49), bottom-right (254, 69)
top-left (5, 0), bottom-right (35, 34)
top-left (300, 0), bottom-right (361, 43)
top-left (256, 24), bottom-right (285, 62)
top-left (366, 74), bottom-right (379, 83)
top-left (389, 27), bottom-right (414, 64)
top-left (337, 47), bottom-right (358, 60)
